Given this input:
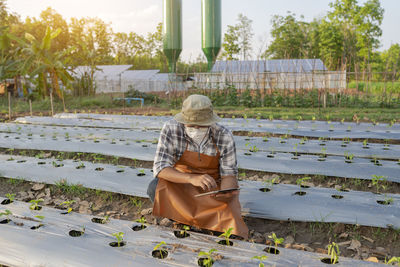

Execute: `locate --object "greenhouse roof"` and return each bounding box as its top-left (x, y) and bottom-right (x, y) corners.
top-left (72, 65), bottom-right (132, 80)
top-left (211, 59), bottom-right (327, 73)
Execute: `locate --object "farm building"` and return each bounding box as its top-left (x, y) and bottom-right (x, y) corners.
top-left (193, 59), bottom-right (346, 90)
top-left (72, 65), bottom-right (184, 94)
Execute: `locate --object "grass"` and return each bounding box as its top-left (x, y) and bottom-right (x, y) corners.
top-left (1, 94), bottom-right (400, 123)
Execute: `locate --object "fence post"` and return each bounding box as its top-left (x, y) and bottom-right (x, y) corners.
top-left (50, 90), bottom-right (54, 116)
top-left (8, 91), bottom-right (11, 121)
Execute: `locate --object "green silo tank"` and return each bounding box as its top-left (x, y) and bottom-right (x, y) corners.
top-left (163, 0), bottom-right (182, 73)
top-left (201, 0), bottom-right (221, 72)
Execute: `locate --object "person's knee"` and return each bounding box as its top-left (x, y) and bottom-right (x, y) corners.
top-left (147, 178), bottom-right (158, 202)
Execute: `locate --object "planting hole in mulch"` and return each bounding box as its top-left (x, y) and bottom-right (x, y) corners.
top-left (341, 144), bottom-right (347, 147)
top-left (132, 224), bottom-right (147, 231)
top-left (264, 246), bottom-right (280, 255)
top-left (363, 146), bottom-right (369, 149)
top-left (267, 154), bottom-right (275, 158)
top-left (91, 217), bottom-right (107, 224)
top-left (244, 152), bottom-right (252, 156)
top-left (94, 140), bottom-right (100, 143)
top-left (137, 173), bottom-right (146, 177)
top-left (152, 249), bottom-right (168, 259)
top-left (116, 170), bottom-right (125, 173)
top-left (37, 162), bottom-right (46, 165)
top-left (300, 185), bottom-right (310, 189)
top-left (198, 258), bottom-right (214, 267)
top-left (332, 195), bottom-right (344, 199)
top-left (217, 240), bottom-right (233, 246)
top-left (33, 206), bottom-right (42, 211)
top-left (142, 144), bottom-right (148, 147)
top-left (109, 241), bottom-right (126, 247)
top-left (345, 160), bottom-right (353, 164)
top-left (30, 224), bottom-right (44, 230)
top-left (17, 160), bottom-right (26, 163)
top-left (54, 163), bottom-right (64, 167)
top-left (6, 158), bottom-right (14, 161)
top-left (259, 188), bottom-right (271, 192)
top-left (294, 191), bottom-right (306, 196)
top-left (318, 158), bottom-right (326, 161)
top-left (0, 219), bottom-right (11, 224)
top-left (69, 230), bottom-right (84, 237)
top-left (291, 157), bottom-right (299, 160)
top-left (76, 165), bottom-right (85, 169)
top-left (1, 199), bottom-right (12, 205)
top-left (339, 188), bottom-right (349, 192)
top-left (321, 258), bottom-right (339, 264)
top-left (174, 230), bottom-right (190, 238)
top-left (377, 200), bottom-right (392, 205)
top-left (95, 167), bottom-right (104, 171)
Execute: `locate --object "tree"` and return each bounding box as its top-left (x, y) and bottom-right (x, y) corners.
top-left (236, 14), bottom-right (254, 60)
top-left (264, 12), bottom-right (310, 59)
top-left (221, 25), bottom-right (240, 60)
top-left (221, 14), bottom-right (253, 61)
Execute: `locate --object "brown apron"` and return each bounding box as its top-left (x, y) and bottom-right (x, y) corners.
top-left (152, 140), bottom-right (249, 239)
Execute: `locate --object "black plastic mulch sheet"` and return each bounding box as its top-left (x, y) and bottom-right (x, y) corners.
top-left (0, 155), bottom-right (399, 230)
top-left (0, 198), bottom-right (385, 267)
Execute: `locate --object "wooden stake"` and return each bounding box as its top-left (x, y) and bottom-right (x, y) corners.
top-left (29, 99), bottom-right (33, 116)
top-left (50, 91), bottom-right (54, 116)
top-left (8, 91), bottom-right (11, 121)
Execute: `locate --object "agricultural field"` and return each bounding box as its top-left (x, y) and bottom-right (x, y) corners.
top-left (1, 111), bottom-right (399, 266)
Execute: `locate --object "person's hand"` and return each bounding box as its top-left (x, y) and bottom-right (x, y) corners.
top-left (189, 174), bottom-right (218, 191)
top-left (214, 176), bottom-right (239, 202)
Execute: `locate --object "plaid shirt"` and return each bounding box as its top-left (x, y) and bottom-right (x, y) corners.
top-left (153, 119), bottom-right (238, 178)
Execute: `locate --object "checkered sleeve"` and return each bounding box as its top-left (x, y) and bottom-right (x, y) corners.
top-left (153, 122), bottom-right (176, 178)
top-left (219, 129), bottom-right (238, 177)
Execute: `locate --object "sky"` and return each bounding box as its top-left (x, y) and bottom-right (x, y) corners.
top-left (5, 0), bottom-right (400, 62)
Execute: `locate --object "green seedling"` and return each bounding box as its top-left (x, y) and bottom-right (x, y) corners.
top-left (0, 209), bottom-right (12, 219)
top-left (363, 139), bottom-right (369, 148)
top-left (341, 118), bottom-right (345, 124)
top-left (299, 137), bottom-right (307, 145)
top-left (262, 136), bottom-right (269, 142)
top-left (262, 178), bottom-right (277, 189)
top-left (130, 197), bottom-right (143, 210)
top-left (252, 255), bottom-right (268, 267)
top-left (29, 199), bottom-right (44, 210)
top-left (371, 175), bottom-right (387, 194)
top-left (293, 144), bottom-right (299, 157)
top-left (312, 116), bottom-right (316, 122)
top-left (218, 227), bottom-right (233, 245)
top-left (268, 232), bottom-right (284, 251)
top-left (268, 115), bottom-right (273, 121)
top-left (111, 232), bottom-right (124, 247)
top-left (386, 256), bottom-right (400, 266)
top-left (135, 216), bottom-right (147, 227)
top-left (320, 147), bottom-right (327, 158)
top-left (35, 215), bottom-right (45, 221)
top-left (153, 241), bottom-right (167, 259)
top-left (249, 145), bottom-right (259, 153)
top-left (198, 249), bottom-right (217, 267)
top-left (296, 177), bottom-right (311, 187)
top-left (5, 193), bottom-right (15, 202)
top-left (297, 115), bottom-right (302, 122)
top-left (60, 200), bottom-right (76, 214)
top-left (327, 242), bottom-right (340, 264)
top-left (344, 152), bottom-right (354, 162)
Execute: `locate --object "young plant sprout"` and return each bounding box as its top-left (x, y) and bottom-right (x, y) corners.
top-left (268, 115), bottom-right (273, 121)
top-left (292, 144), bottom-right (299, 159)
top-left (385, 256), bottom-right (400, 266)
top-left (297, 115), bottom-right (302, 122)
top-left (326, 242), bottom-right (340, 264)
top-left (218, 227), bottom-right (234, 246)
top-left (362, 139), bottom-right (369, 148)
top-left (371, 175), bottom-right (387, 194)
top-left (262, 136), bottom-right (269, 142)
top-left (340, 118), bottom-right (345, 124)
top-left (111, 232), bottom-right (125, 247)
top-left (252, 255), bottom-right (268, 267)
top-left (299, 137), bottom-right (307, 145)
top-left (133, 216), bottom-right (147, 230)
top-left (344, 152), bottom-right (354, 163)
top-left (0, 209), bottom-right (12, 221)
top-left (180, 225), bottom-right (190, 236)
top-left (152, 241), bottom-right (168, 259)
top-left (60, 200), bottom-right (76, 214)
top-left (5, 193), bottom-right (15, 202)
top-left (29, 199), bottom-right (44, 210)
top-left (249, 145), bottom-right (259, 153)
top-left (312, 115), bottom-right (316, 122)
top-left (296, 177), bottom-right (311, 188)
top-left (268, 232), bottom-right (284, 252)
top-left (198, 249), bottom-right (217, 267)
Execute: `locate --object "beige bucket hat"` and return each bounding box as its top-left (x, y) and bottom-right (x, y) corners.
top-left (174, 94), bottom-right (220, 126)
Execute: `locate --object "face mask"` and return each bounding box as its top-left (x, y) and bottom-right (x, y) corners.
top-left (185, 126), bottom-right (209, 145)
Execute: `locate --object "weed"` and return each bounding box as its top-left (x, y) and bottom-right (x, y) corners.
top-left (386, 256), bottom-right (400, 266)
top-left (59, 200), bottom-right (76, 214)
top-left (130, 197), bottom-right (143, 210)
top-left (296, 177), bottom-right (311, 187)
top-left (268, 233), bottom-right (284, 253)
top-left (371, 175), bottom-right (387, 194)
